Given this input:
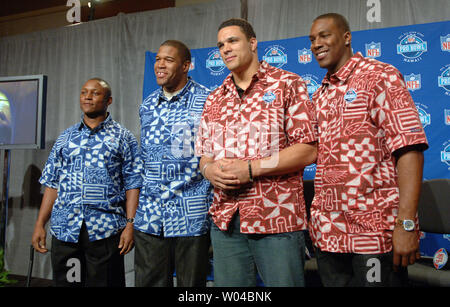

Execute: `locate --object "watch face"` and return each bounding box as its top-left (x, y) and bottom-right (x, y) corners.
top-left (403, 220), bottom-right (415, 231)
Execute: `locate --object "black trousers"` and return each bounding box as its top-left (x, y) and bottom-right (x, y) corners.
top-left (315, 249), bottom-right (409, 287)
top-left (134, 230), bottom-right (210, 287)
top-left (51, 223), bottom-right (125, 287)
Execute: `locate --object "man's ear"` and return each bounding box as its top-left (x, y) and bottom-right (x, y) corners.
top-left (344, 31), bottom-right (352, 46)
top-left (250, 37), bottom-right (258, 52)
top-left (182, 60), bottom-right (191, 73)
top-left (105, 97), bottom-right (112, 107)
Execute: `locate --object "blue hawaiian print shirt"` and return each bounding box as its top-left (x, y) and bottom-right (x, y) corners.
top-left (134, 78), bottom-right (213, 237)
top-left (39, 114), bottom-right (143, 243)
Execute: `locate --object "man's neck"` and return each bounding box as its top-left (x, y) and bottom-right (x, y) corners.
top-left (163, 88), bottom-right (183, 100)
top-left (231, 58), bottom-right (260, 91)
top-left (83, 113), bottom-right (107, 130)
top-left (328, 51), bottom-right (354, 76)
top-left (163, 77), bottom-right (188, 96)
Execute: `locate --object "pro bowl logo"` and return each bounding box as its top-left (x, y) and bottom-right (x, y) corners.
top-left (441, 140), bottom-right (450, 168)
top-left (206, 50), bottom-right (226, 76)
top-left (415, 103), bottom-right (431, 128)
top-left (365, 42), bottom-right (381, 58)
top-left (397, 32), bottom-right (428, 62)
top-left (298, 48), bottom-right (312, 64)
top-left (438, 64), bottom-right (450, 96)
top-left (301, 74), bottom-right (320, 97)
top-left (441, 34), bottom-right (450, 52)
top-left (262, 91), bottom-right (276, 104)
top-left (344, 88), bottom-right (357, 103)
top-left (262, 45), bottom-right (288, 68)
top-left (433, 248), bottom-right (448, 270)
top-left (405, 73), bottom-right (421, 91)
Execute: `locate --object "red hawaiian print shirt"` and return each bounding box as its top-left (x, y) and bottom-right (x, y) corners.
top-left (196, 61), bottom-right (317, 234)
top-left (310, 53), bottom-right (428, 254)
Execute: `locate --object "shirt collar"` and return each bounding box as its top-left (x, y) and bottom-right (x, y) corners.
top-left (321, 52), bottom-right (363, 86)
top-left (222, 60), bottom-right (270, 95)
top-left (78, 112), bottom-right (112, 132)
top-left (156, 77), bottom-right (194, 106)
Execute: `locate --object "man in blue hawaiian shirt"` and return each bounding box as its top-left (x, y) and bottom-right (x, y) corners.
top-left (134, 40), bottom-right (212, 287)
top-left (31, 78), bottom-right (142, 287)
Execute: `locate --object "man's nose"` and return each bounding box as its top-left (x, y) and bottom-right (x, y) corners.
top-left (222, 42), bottom-right (232, 53)
top-left (157, 59), bottom-right (166, 67)
top-left (311, 38), bottom-right (322, 51)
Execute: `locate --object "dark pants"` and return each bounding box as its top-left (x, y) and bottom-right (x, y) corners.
top-left (134, 230), bottom-right (210, 287)
top-left (51, 223), bottom-right (125, 287)
top-left (315, 249), bottom-right (409, 287)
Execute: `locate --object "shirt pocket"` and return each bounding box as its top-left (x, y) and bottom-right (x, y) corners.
top-left (341, 90), bottom-right (370, 137)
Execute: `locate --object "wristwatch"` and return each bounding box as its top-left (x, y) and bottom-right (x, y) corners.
top-left (126, 217), bottom-right (135, 224)
top-left (395, 218), bottom-right (415, 231)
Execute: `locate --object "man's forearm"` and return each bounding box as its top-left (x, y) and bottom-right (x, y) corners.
top-left (35, 187), bottom-right (57, 227)
top-left (125, 188), bottom-right (140, 220)
top-left (253, 142), bottom-right (317, 178)
top-left (396, 149), bottom-right (424, 219)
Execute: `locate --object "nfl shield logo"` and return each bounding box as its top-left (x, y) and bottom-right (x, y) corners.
top-left (298, 48), bottom-right (312, 64)
top-left (445, 109), bottom-right (450, 125)
top-left (365, 42), bottom-right (381, 58)
top-left (405, 73), bottom-right (421, 91)
top-left (441, 35), bottom-right (450, 52)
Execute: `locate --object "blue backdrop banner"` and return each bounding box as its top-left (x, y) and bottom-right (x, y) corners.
top-left (143, 21), bottom-right (450, 258)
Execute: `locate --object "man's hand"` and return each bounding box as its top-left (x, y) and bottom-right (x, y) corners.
top-left (31, 224), bottom-right (48, 253)
top-left (118, 224), bottom-right (134, 255)
top-left (221, 159), bottom-right (252, 184)
top-left (392, 227), bottom-right (421, 270)
top-left (203, 159), bottom-right (241, 190)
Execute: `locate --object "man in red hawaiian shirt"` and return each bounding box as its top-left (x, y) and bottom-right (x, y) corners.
top-left (308, 13), bottom-right (428, 286)
top-left (196, 18), bottom-right (317, 286)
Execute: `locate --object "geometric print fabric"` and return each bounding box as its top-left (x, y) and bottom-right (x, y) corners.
top-left (39, 114), bottom-right (143, 242)
top-left (309, 53), bottom-right (428, 254)
top-left (134, 78), bottom-right (213, 237)
top-left (196, 61), bottom-right (317, 234)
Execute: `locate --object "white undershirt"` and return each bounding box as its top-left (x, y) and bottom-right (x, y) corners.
top-left (163, 88), bottom-right (182, 100)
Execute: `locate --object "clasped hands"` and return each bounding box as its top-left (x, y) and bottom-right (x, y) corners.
top-left (203, 158), bottom-right (252, 190)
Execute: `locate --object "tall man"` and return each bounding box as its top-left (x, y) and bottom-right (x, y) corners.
top-left (196, 18), bottom-right (317, 287)
top-left (134, 40), bottom-right (212, 287)
top-left (31, 78), bottom-right (142, 287)
top-left (308, 13), bottom-right (428, 286)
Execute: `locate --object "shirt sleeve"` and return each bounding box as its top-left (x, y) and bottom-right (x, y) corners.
top-left (39, 132), bottom-right (67, 189)
top-left (194, 94), bottom-right (215, 158)
top-left (284, 76), bottom-right (318, 146)
top-left (121, 130), bottom-right (143, 190)
top-left (370, 66), bottom-right (429, 154)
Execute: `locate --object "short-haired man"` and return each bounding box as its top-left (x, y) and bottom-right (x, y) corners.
top-left (32, 78), bottom-right (142, 287)
top-left (196, 19), bottom-right (317, 287)
top-left (308, 13), bottom-right (428, 286)
top-left (134, 40), bottom-right (212, 287)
